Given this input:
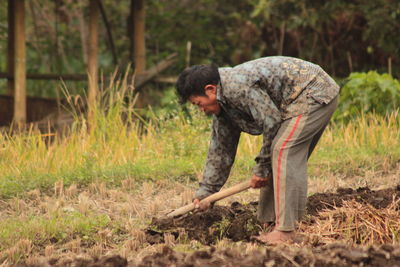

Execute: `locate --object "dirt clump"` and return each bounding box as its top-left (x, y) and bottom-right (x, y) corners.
top-left (307, 185), bottom-right (400, 216)
top-left (149, 202), bottom-right (260, 245)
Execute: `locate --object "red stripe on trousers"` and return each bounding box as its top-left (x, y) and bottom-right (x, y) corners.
top-left (276, 115), bottom-right (303, 226)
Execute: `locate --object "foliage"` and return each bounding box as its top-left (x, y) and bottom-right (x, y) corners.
top-left (1, 0), bottom-right (399, 98)
top-left (335, 71), bottom-right (400, 121)
top-left (147, 0), bottom-right (400, 76)
top-left (0, 76), bottom-right (399, 198)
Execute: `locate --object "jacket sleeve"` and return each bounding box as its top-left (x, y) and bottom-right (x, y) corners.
top-left (194, 114), bottom-right (241, 200)
top-left (246, 86), bottom-right (282, 178)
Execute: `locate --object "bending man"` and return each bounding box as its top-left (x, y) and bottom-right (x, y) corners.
top-left (176, 56), bottom-right (339, 244)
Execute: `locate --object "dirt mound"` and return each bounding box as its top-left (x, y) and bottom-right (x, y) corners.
top-left (148, 186), bottom-right (400, 245)
top-left (149, 202), bottom-right (260, 245)
top-left (135, 245), bottom-right (400, 267)
top-left (307, 185), bottom-right (400, 216)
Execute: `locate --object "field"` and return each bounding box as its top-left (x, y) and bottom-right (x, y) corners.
top-left (0, 88), bottom-right (399, 266)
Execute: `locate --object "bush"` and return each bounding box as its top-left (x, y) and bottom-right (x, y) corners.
top-left (334, 71), bottom-right (400, 121)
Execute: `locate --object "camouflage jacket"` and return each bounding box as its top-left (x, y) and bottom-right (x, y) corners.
top-left (195, 56), bottom-right (339, 199)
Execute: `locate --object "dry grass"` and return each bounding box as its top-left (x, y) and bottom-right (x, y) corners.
top-left (0, 157), bottom-right (399, 266)
top-left (0, 178), bottom-right (201, 265)
top-left (1, 169), bottom-right (399, 265)
top-left (308, 165), bottom-right (400, 195)
top-left (301, 198), bottom-right (400, 245)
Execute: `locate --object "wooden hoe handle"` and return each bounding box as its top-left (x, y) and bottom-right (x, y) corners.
top-left (166, 181), bottom-right (251, 218)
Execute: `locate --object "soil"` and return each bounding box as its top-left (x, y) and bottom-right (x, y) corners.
top-left (307, 185), bottom-right (400, 216)
top-left (24, 185), bottom-right (400, 267)
top-left (148, 201), bottom-right (260, 245)
top-left (133, 245), bottom-right (400, 267)
top-left (148, 185), bottom-right (400, 245)
top-left (19, 255), bottom-right (128, 267)
top-left (33, 244), bottom-right (400, 267)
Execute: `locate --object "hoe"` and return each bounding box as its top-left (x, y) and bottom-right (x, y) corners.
top-left (166, 181), bottom-right (251, 218)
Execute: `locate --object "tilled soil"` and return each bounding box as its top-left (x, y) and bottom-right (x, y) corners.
top-left (35, 244), bottom-right (400, 267)
top-left (307, 185), bottom-right (400, 216)
top-left (134, 245), bottom-right (400, 267)
top-left (24, 185), bottom-right (400, 267)
top-left (147, 185), bottom-right (400, 245)
top-left (148, 201), bottom-right (260, 245)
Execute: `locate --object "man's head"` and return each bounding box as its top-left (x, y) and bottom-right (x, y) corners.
top-left (176, 64), bottom-right (221, 115)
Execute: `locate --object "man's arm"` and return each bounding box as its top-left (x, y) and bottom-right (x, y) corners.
top-left (194, 114), bottom-right (241, 200)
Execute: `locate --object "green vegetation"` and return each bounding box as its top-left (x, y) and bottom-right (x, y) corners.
top-left (0, 211), bottom-right (110, 250)
top-left (0, 0), bottom-right (399, 264)
top-left (211, 217), bottom-right (232, 241)
top-left (335, 72), bottom-right (400, 121)
top-left (1, 0), bottom-right (399, 96)
top-left (0, 73), bottom-right (399, 199)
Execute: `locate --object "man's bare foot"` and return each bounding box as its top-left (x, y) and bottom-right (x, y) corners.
top-left (252, 229), bottom-right (295, 244)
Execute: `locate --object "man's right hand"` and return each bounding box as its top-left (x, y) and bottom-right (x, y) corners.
top-left (193, 198), bottom-right (211, 211)
top-left (250, 173), bottom-right (270, 188)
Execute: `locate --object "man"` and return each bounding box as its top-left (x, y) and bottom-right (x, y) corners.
top-left (175, 56), bottom-right (339, 244)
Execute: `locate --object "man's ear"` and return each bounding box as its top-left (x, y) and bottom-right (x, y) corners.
top-left (204, 84), bottom-right (217, 96)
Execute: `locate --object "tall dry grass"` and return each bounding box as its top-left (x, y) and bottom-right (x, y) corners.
top-left (0, 74), bottom-right (399, 199)
top-left (301, 198), bottom-right (400, 245)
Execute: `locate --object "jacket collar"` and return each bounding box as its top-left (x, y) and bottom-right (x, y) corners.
top-left (217, 67), bottom-right (231, 106)
top-left (216, 81), bottom-right (225, 105)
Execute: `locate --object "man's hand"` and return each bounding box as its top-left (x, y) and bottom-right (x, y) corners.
top-left (250, 174), bottom-right (270, 188)
top-left (193, 198), bottom-right (211, 211)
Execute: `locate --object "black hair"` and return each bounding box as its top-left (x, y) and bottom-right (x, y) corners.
top-left (175, 64), bottom-right (220, 104)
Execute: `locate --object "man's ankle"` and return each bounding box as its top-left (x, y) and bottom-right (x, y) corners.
top-left (261, 222), bottom-right (275, 231)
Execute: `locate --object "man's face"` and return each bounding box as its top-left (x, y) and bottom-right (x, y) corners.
top-left (188, 84), bottom-right (221, 115)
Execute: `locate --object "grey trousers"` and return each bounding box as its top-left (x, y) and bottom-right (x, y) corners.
top-left (257, 95), bottom-right (338, 231)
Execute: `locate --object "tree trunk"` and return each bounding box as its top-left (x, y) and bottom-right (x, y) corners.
top-left (130, 0), bottom-right (146, 74)
top-left (7, 0), bottom-right (15, 96)
top-left (13, 0), bottom-right (27, 125)
top-left (87, 0), bottom-right (99, 125)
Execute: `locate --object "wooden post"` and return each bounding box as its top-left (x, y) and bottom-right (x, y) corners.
top-left (186, 41), bottom-right (192, 68)
top-left (131, 0), bottom-right (146, 74)
top-left (7, 0), bottom-right (15, 96)
top-left (13, 0), bottom-right (27, 125)
top-left (87, 0), bottom-right (99, 124)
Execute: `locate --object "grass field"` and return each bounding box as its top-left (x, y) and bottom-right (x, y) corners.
top-left (0, 87), bottom-right (399, 265)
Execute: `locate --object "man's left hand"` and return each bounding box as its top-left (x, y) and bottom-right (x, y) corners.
top-left (249, 174), bottom-right (270, 188)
